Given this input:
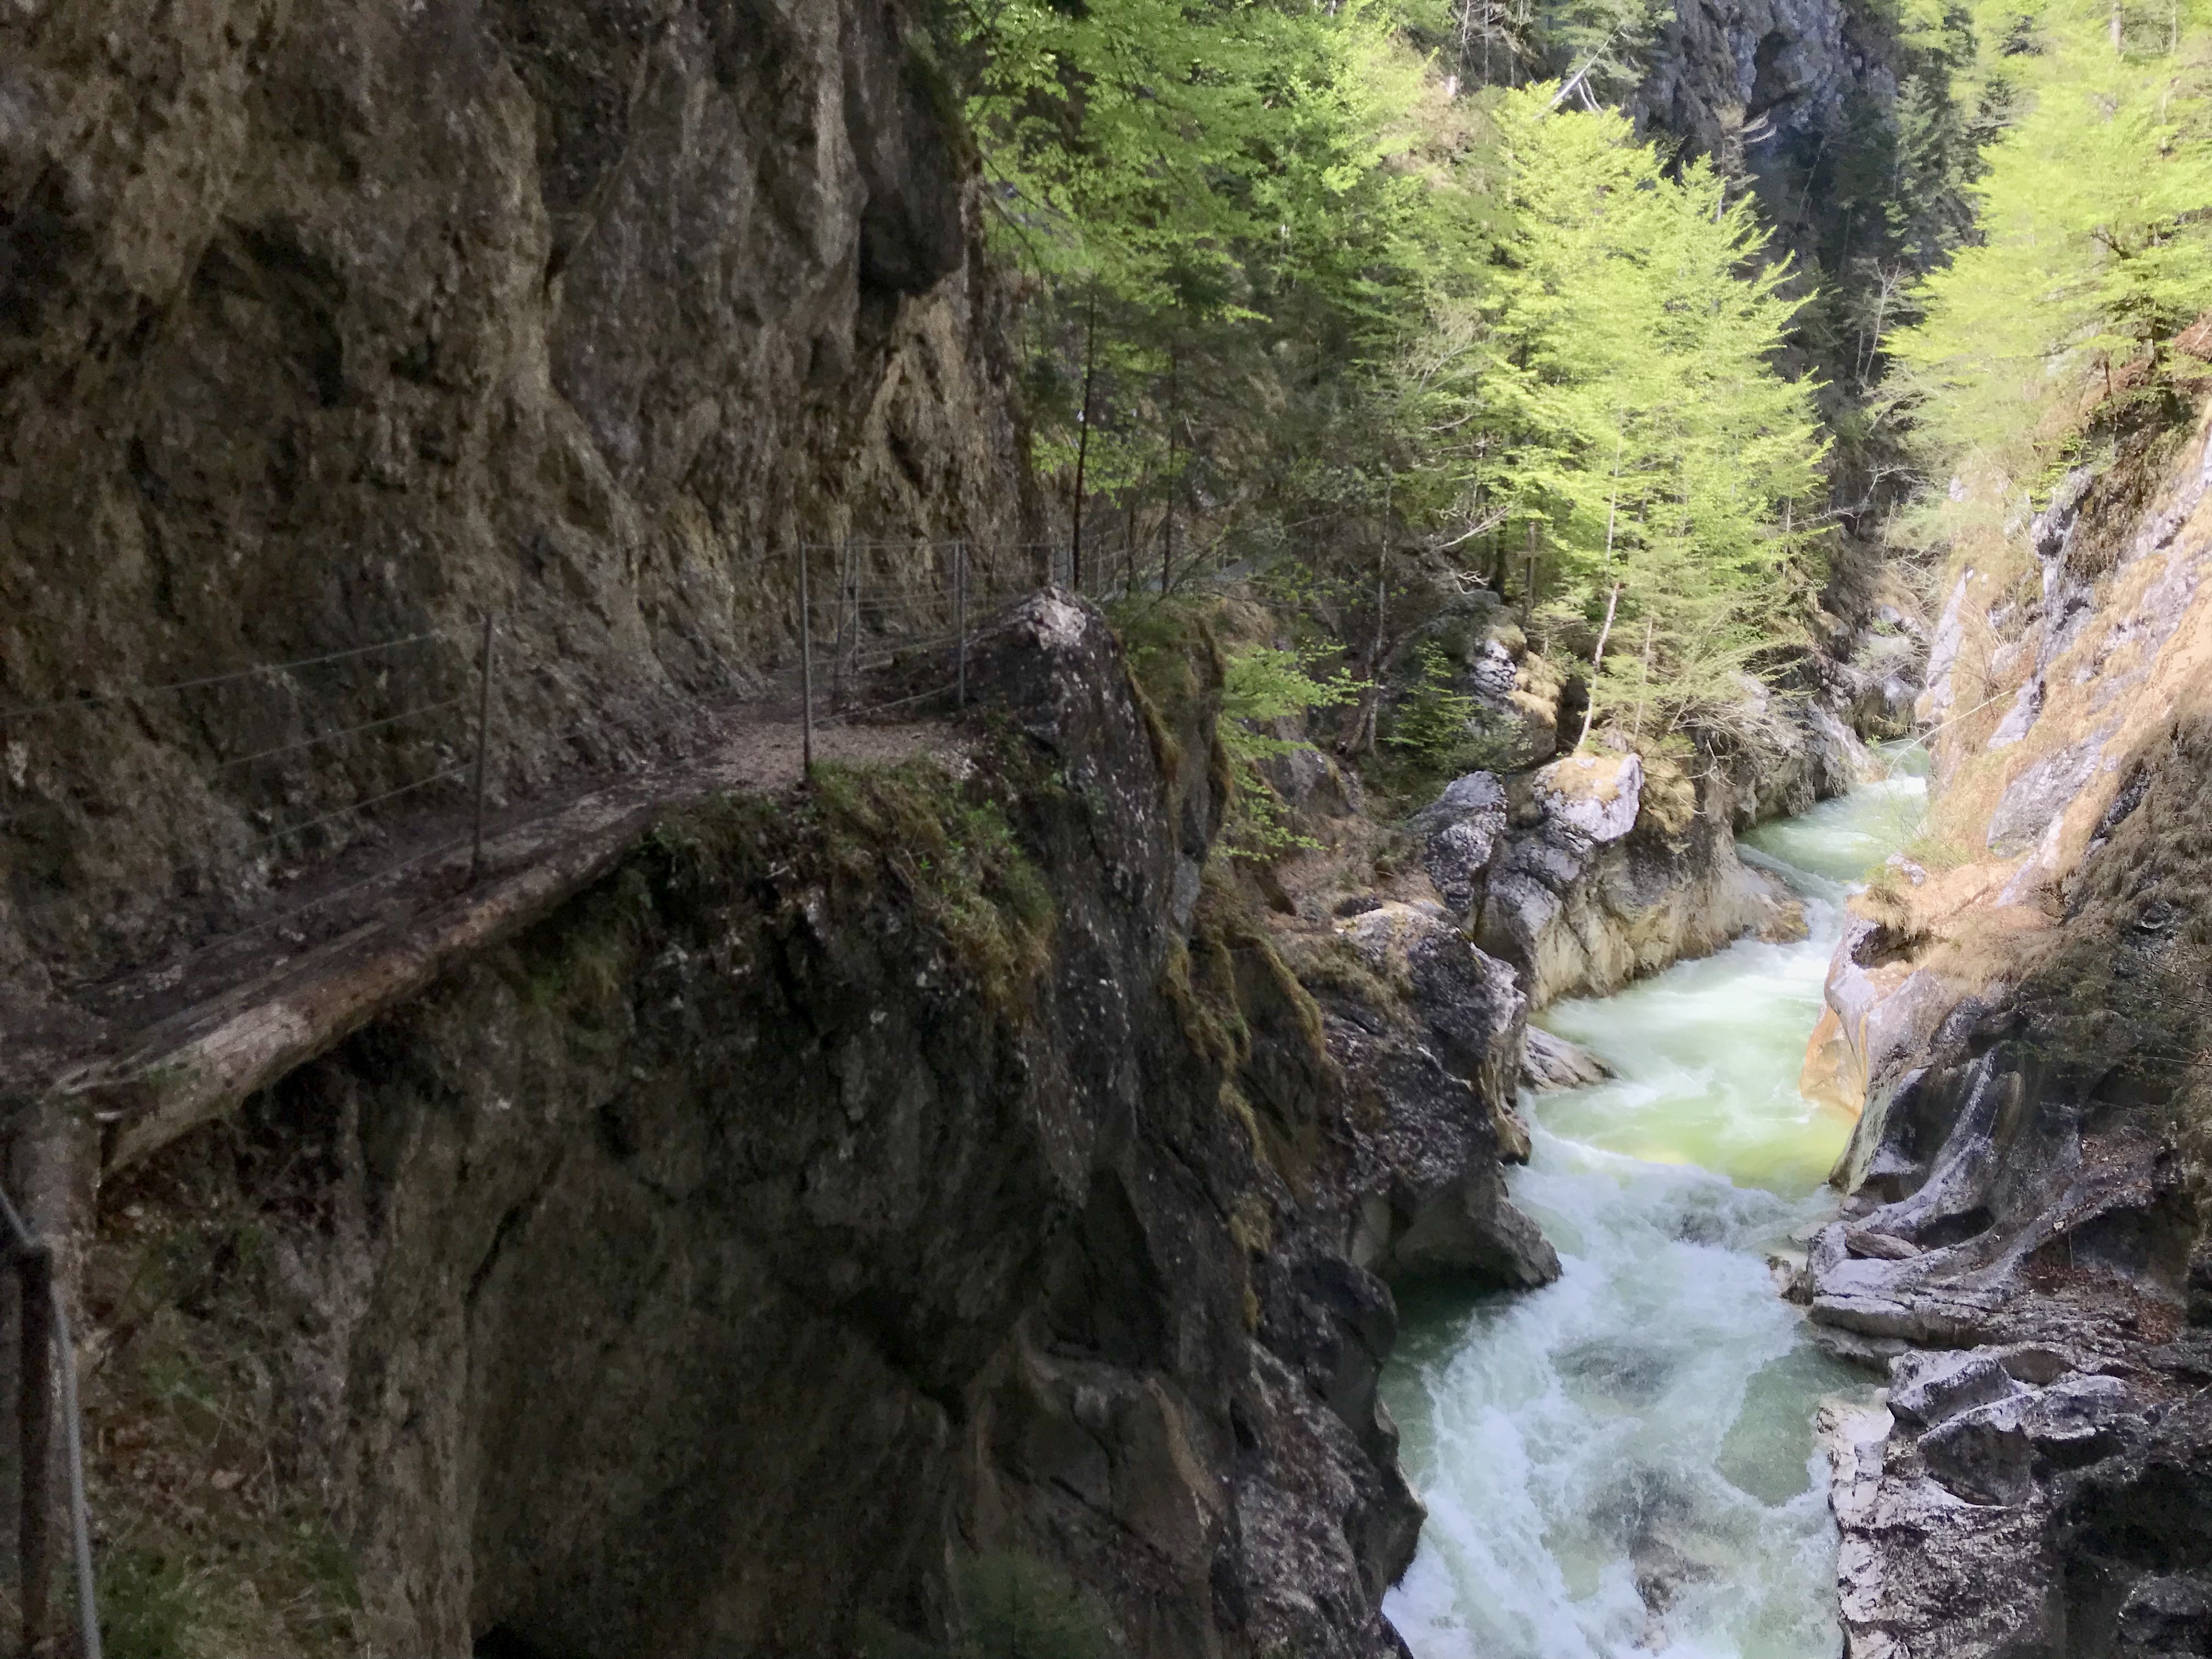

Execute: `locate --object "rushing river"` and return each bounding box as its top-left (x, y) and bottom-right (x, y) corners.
top-left (1381, 754), bottom-right (1928, 1659)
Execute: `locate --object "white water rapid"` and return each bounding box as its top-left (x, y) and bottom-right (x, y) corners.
top-left (1381, 753), bottom-right (1929, 1659)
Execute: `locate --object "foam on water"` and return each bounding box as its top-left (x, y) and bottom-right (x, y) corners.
top-left (1381, 754), bottom-right (1927, 1659)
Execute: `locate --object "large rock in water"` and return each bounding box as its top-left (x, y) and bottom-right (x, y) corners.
top-left (1455, 751), bottom-right (1803, 1009)
top-left (1522, 1027), bottom-right (1613, 1092)
top-left (1316, 901), bottom-right (1558, 1290)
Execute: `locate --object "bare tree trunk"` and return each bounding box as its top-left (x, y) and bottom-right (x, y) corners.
top-left (1124, 494), bottom-right (1138, 598)
top-left (1574, 436), bottom-right (1626, 753)
top-left (1160, 348), bottom-right (1179, 595)
top-left (1070, 287), bottom-right (1099, 591)
top-left (1633, 616), bottom-right (1655, 742)
top-left (1575, 583), bottom-right (1622, 752)
top-left (1365, 472), bottom-right (1392, 754)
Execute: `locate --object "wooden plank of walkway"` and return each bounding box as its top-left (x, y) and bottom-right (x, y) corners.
top-left (46, 714), bottom-right (967, 1176)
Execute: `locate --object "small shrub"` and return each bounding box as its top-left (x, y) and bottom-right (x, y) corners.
top-left (957, 1552), bottom-right (1118, 1659)
top-left (1216, 644), bottom-right (1357, 860)
top-left (857, 1552), bottom-right (1116, 1659)
top-left (1385, 644), bottom-right (1481, 764)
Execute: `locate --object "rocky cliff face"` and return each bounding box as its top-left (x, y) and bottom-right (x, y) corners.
top-left (1799, 404), bottom-right (2212, 1656)
top-left (1381, 746), bottom-right (1805, 1012)
top-left (1374, 595), bottom-right (1854, 1012)
top-left (70, 596), bottom-right (1551, 1658)
top-left (1633, 0), bottom-right (1894, 210)
top-left (0, 0), bottom-right (1030, 998)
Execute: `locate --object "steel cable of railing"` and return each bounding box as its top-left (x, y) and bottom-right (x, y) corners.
top-left (0, 631), bottom-right (459, 725)
top-left (0, 550), bottom-right (1147, 1659)
top-left (0, 620), bottom-right (506, 995)
top-left (0, 1178), bottom-right (100, 1659)
top-left (243, 766), bottom-right (473, 854)
top-left (0, 548), bottom-right (1097, 986)
top-left (212, 697), bottom-right (469, 773)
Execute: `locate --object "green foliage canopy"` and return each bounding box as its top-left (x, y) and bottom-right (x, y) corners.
top-left (1411, 89), bottom-right (1827, 735)
top-left (1887, 0), bottom-right (2212, 494)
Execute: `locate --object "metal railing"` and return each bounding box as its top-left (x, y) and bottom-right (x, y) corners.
top-left (1, 1180), bottom-right (99, 1659)
top-left (0, 528), bottom-right (1235, 1652)
top-left (0, 529), bottom-right (1239, 998)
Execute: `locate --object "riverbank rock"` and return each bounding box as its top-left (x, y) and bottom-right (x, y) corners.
top-left (1522, 1028), bottom-right (1613, 1091)
top-left (1808, 400), bottom-right (2212, 1658)
top-left (1314, 902), bottom-right (1558, 1289)
top-left (1409, 771), bottom-right (1509, 918)
top-left (1474, 750), bottom-right (1804, 1008)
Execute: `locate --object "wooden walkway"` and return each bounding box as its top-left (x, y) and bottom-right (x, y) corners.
top-left (15, 711), bottom-right (967, 1179)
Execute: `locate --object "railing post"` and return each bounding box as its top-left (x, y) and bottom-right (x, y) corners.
top-left (955, 540), bottom-right (968, 710)
top-left (467, 611), bottom-right (496, 885)
top-left (53, 1293), bottom-right (98, 1659)
top-left (847, 548), bottom-right (860, 699)
top-left (830, 541), bottom-right (847, 714)
top-left (798, 543), bottom-right (815, 782)
top-left (18, 1242), bottom-right (52, 1659)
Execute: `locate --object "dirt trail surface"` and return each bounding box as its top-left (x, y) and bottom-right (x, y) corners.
top-left (2, 704), bottom-right (969, 1177)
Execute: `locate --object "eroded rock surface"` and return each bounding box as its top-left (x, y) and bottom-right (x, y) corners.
top-left (1522, 1026), bottom-right (1613, 1091)
top-left (1473, 755), bottom-right (1802, 1008)
top-left (59, 598), bottom-right (1553, 1658)
top-left (0, 0), bottom-right (1032, 994)
top-left (1320, 901), bottom-right (1556, 1290)
top-left (1808, 404), bottom-right (2212, 1658)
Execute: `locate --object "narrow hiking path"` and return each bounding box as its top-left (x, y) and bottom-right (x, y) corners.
top-left (5, 704), bottom-right (970, 1180)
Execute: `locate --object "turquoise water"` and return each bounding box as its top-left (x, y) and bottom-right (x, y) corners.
top-left (1381, 761), bottom-right (1926, 1659)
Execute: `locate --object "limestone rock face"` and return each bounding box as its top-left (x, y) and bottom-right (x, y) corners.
top-left (1809, 404), bottom-right (2212, 1659)
top-left (1532, 752), bottom-right (1643, 843)
top-left (1408, 770), bottom-right (1508, 918)
top-left (1322, 901), bottom-right (1556, 1290)
top-left (1397, 601), bottom-right (1562, 769)
top-left (1521, 1026), bottom-right (1612, 1092)
top-left (78, 599), bottom-right (1439, 1659)
top-left (0, 0), bottom-right (1032, 990)
top-left (1634, 0), bottom-right (1870, 170)
top-left (1472, 751), bottom-right (1803, 1009)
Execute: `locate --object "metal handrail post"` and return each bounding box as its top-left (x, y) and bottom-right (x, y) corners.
top-left (798, 544), bottom-right (815, 782)
top-left (467, 611), bottom-right (496, 884)
top-left (0, 1180), bottom-right (97, 1659)
top-left (18, 1243), bottom-right (52, 1659)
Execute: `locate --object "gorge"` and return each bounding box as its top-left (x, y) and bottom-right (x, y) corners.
top-left (2, 0), bottom-right (2210, 1654)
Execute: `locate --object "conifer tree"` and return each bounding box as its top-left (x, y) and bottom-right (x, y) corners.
top-left (1887, 0), bottom-right (2212, 492)
top-left (1412, 90), bottom-right (1827, 740)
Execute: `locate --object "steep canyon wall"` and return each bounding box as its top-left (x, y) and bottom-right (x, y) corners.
top-left (1802, 402), bottom-right (2212, 1657)
top-left (0, 0), bottom-right (1030, 1003)
top-left (71, 596), bottom-right (1556, 1657)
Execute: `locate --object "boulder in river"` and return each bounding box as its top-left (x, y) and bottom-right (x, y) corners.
top-left (1473, 750), bottom-right (1805, 1008)
top-left (1521, 1026), bottom-right (1613, 1091)
top-left (1317, 901), bottom-right (1559, 1289)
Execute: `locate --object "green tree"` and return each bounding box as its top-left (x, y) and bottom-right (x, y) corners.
top-left (1887, 0), bottom-right (2212, 494)
top-left (946, 0), bottom-right (1476, 584)
top-left (1409, 89), bottom-right (1828, 740)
